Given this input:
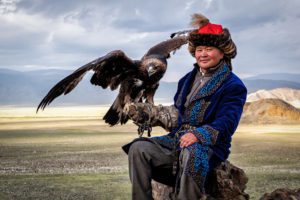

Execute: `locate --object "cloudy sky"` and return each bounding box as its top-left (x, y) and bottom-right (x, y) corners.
top-left (0, 0), bottom-right (299, 81)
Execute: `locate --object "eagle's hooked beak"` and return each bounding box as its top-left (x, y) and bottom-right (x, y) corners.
top-left (147, 65), bottom-right (156, 77)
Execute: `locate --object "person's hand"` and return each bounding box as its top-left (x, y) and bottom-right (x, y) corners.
top-left (180, 132), bottom-right (199, 148)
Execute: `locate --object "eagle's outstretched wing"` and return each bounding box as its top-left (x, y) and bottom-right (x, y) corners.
top-left (36, 50), bottom-right (137, 112)
top-left (144, 36), bottom-right (188, 58)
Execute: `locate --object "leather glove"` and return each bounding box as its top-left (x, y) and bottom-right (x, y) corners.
top-left (127, 103), bottom-right (179, 136)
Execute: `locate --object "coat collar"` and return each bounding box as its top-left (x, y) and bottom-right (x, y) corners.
top-left (191, 62), bottom-right (231, 101)
top-left (176, 62), bottom-right (231, 111)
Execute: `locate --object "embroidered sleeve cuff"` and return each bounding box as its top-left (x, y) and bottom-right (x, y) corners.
top-left (191, 125), bottom-right (219, 145)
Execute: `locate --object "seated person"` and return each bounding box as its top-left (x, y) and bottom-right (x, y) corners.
top-left (123, 13), bottom-right (247, 200)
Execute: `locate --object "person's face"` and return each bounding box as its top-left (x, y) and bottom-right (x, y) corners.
top-left (195, 46), bottom-right (224, 70)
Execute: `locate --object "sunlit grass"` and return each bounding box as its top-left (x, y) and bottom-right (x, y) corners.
top-left (0, 106), bottom-right (299, 199)
top-left (0, 173), bottom-right (131, 200)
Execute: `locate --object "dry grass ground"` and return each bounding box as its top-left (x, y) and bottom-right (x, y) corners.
top-left (0, 106), bottom-right (299, 199)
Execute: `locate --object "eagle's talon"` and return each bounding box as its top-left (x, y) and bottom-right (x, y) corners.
top-left (147, 126), bottom-right (152, 137)
top-left (138, 126), bottom-right (143, 137)
top-left (135, 122), bottom-right (152, 137)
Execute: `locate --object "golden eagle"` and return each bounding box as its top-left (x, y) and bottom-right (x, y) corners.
top-left (37, 36), bottom-right (188, 134)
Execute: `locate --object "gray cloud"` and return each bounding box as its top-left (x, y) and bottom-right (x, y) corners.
top-left (0, 0), bottom-right (299, 80)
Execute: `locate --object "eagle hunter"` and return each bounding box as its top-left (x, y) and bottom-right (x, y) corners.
top-left (37, 36), bottom-right (188, 136)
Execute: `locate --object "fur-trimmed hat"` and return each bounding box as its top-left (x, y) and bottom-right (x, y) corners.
top-left (187, 14), bottom-right (237, 61)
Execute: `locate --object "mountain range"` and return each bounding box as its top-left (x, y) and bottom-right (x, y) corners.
top-left (245, 73), bottom-right (300, 83)
top-left (0, 69), bottom-right (300, 106)
top-left (1, 68), bottom-right (299, 124)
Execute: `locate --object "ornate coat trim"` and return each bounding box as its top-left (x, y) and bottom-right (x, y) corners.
top-left (185, 143), bottom-right (209, 188)
top-left (183, 99), bottom-right (211, 125)
top-left (191, 125), bottom-right (219, 146)
top-left (175, 62), bottom-right (230, 116)
top-left (184, 125), bottom-right (219, 188)
top-left (191, 63), bottom-right (231, 101)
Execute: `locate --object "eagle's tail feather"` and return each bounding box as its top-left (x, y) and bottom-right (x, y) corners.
top-left (120, 113), bottom-right (129, 125)
top-left (103, 104), bottom-right (120, 126)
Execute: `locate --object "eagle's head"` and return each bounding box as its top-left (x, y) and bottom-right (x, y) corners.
top-left (141, 55), bottom-right (167, 80)
top-left (140, 36), bottom-right (188, 81)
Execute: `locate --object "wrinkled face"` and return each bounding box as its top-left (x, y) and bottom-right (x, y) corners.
top-left (195, 46), bottom-right (224, 70)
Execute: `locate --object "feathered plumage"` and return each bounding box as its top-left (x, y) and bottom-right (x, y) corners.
top-left (170, 13), bottom-right (209, 38)
top-left (37, 36), bottom-right (188, 128)
top-left (190, 13), bottom-right (209, 28)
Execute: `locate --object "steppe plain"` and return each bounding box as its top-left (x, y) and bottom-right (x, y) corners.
top-left (0, 106), bottom-right (299, 199)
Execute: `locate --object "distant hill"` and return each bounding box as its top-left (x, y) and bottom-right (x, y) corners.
top-left (247, 88), bottom-right (300, 108)
top-left (241, 99), bottom-right (300, 124)
top-left (0, 68), bottom-right (299, 106)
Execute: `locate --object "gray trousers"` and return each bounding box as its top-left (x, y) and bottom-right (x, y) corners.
top-left (128, 141), bottom-right (204, 200)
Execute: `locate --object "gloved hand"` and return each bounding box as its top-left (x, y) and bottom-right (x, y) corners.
top-left (127, 103), bottom-right (149, 122)
top-left (126, 103), bottom-right (155, 137)
top-left (125, 102), bottom-right (179, 137)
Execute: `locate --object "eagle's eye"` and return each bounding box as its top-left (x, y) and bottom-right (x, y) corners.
top-left (147, 65), bottom-right (158, 76)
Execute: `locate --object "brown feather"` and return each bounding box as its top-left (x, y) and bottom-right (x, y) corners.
top-left (37, 50), bottom-right (136, 112)
top-left (190, 13), bottom-right (209, 28)
top-left (37, 37), bottom-right (188, 129)
top-left (144, 36), bottom-right (188, 58)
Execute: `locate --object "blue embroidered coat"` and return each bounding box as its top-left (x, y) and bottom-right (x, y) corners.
top-left (151, 63), bottom-right (247, 186)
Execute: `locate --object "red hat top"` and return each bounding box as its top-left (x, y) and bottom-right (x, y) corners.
top-left (198, 23), bottom-right (223, 35)
top-left (188, 13), bottom-right (237, 60)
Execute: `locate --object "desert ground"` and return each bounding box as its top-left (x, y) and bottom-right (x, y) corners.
top-left (0, 106), bottom-right (299, 199)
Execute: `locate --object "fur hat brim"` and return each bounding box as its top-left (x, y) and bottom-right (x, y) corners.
top-left (188, 28), bottom-right (237, 59)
